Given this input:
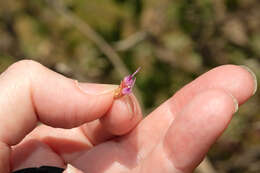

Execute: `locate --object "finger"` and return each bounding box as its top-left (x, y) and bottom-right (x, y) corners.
top-left (10, 124), bottom-right (103, 170)
top-left (12, 125), bottom-right (93, 164)
top-left (14, 94), bottom-right (141, 162)
top-left (99, 94), bottom-right (142, 135)
top-left (81, 93), bottom-right (142, 144)
top-left (123, 65), bottom-right (256, 163)
top-left (11, 93), bottom-right (142, 167)
top-left (140, 89), bottom-right (238, 173)
top-left (0, 60), bottom-right (117, 145)
top-left (164, 89), bottom-right (237, 172)
top-left (11, 140), bottom-right (65, 171)
top-left (0, 60), bottom-right (117, 172)
top-left (80, 120), bottom-right (114, 145)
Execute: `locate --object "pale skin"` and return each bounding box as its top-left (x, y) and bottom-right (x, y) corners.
top-left (0, 60), bottom-right (257, 173)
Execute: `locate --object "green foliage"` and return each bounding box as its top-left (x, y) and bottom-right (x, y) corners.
top-left (225, 0), bottom-right (239, 11)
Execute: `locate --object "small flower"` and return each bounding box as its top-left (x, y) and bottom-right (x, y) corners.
top-left (114, 67), bottom-right (141, 98)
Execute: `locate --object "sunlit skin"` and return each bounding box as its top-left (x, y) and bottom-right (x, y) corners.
top-left (0, 60), bottom-right (256, 173)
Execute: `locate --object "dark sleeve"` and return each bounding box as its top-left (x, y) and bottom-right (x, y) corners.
top-left (13, 166), bottom-right (64, 173)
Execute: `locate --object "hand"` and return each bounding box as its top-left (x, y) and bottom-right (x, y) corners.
top-left (0, 60), bottom-right (256, 173)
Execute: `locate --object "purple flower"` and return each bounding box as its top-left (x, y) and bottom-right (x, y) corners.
top-left (114, 67), bottom-right (141, 98)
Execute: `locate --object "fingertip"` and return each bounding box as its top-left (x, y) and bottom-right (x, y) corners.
top-left (205, 64), bottom-right (257, 104)
top-left (100, 94), bottom-right (142, 135)
top-left (190, 89), bottom-right (238, 117)
top-left (164, 89), bottom-right (237, 171)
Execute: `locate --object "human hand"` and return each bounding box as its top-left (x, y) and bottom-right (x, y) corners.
top-left (0, 60), bottom-right (256, 173)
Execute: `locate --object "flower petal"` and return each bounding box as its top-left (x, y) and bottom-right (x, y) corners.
top-left (122, 87), bottom-right (132, 94)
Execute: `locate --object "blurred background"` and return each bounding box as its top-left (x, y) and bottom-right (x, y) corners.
top-left (0, 0), bottom-right (260, 172)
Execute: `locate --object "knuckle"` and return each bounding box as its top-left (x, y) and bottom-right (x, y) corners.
top-left (1, 60), bottom-right (45, 88)
top-left (10, 60), bottom-right (41, 71)
top-left (7, 60), bottom-right (43, 78)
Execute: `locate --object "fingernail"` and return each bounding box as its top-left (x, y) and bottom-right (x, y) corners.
top-left (124, 95), bottom-right (136, 116)
top-left (240, 65), bottom-right (258, 95)
top-left (228, 92), bottom-right (239, 113)
top-left (75, 80), bottom-right (118, 95)
top-left (114, 95), bottom-right (137, 119)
